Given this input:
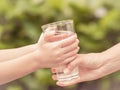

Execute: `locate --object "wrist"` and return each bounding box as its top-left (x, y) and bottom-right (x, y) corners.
top-left (31, 43), bottom-right (38, 51)
top-left (31, 50), bottom-right (44, 69)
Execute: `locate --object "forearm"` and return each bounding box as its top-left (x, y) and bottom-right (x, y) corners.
top-left (100, 43), bottom-right (120, 76)
top-left (102, 43), bottom-right (120, 59)
top-left (0, 52), bottom-right (39, 85)
top-left (0, 44), bottom-right (37, 61)
top-left (101, 43), bottom-right (120, 64)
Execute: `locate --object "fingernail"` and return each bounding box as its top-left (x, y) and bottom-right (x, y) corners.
top-left (64, 69), bottom-right (70, 74)
top-left (57, 82), bottom-right (65, 86)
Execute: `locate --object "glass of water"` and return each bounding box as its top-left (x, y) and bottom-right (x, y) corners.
top-left (41, 20), bottom-right (80, 82)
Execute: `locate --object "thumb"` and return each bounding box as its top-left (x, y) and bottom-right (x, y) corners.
top-left (37, 31), bottom-right (55, 43)
top-left (38, 26), bottom-right (56, 42)
top-left (44, 30), bottom-right (56, 41)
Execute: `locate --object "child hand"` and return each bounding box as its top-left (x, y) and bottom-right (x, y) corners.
top-left (33, 30), bottom-right (79, 68)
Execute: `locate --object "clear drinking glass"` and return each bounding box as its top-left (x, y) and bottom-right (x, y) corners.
top-left (41, 20), bottom-right (80, 82)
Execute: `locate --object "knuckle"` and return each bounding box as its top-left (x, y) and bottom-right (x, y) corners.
top-left (57, 56), bottom-right (64, 63)
top-left (55, 51), bottom-right (60, 57)
top-left (70, 36), bottom-right (76, 42)
top-left (73, 49), bottom-right (78, 54)
top-left (71, 43), bottom-right (78, 50)
top-left (74, 41), bottom-right (79, 46)
top-left (78, 47), bottom-right (80, 51)
top-left (61, 55), bottom-right (65, 60)
top-left (54, 44), bottom-right (59, 49)
top-left (72, 37), bottom-right (76, 42)
top-left (76, 39), bottom-right (79, 44)
top-left (75, 42), bottom-right (78, 47)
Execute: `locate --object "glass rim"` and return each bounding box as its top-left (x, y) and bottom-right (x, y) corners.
top-left (41, 20), bottom-right (73, 29)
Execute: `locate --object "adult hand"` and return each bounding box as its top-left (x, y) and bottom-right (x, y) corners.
top-left (51, 44), bottom-right (120, 87)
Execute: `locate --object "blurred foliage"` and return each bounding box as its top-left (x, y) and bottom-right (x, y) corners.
top-left (0, 0), bottom-right (120, 90)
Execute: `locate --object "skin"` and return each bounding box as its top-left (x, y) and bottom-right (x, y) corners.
top-left (51, 43), bottom-right (120, 87)
top-left (0, 30), bottom-right (79, 85)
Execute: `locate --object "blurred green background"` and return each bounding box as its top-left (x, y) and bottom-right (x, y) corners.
top-left (0, 0), bottom-right (120, 90)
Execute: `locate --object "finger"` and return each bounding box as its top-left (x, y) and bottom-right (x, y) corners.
top-left (56, 77), bottom-right (80, 87)
top-left (64, 56), bottom-right (80, 74)
top-left (62, 39), bottom-right (79, 54)
top-left (61, 54), bottom-right (78, 65)
top-left (51, 68), bottom-right (56, 73)
top-left (44, 31), bottom-right (56, 41)
top-left (49, 33), bottom-right (72, 42)
top-left (62, 47), bottom-right (79, 60)
top-left (56, 34), bottom-right (77, 48)
top-left (52, 75), bottom-right (57, 80)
